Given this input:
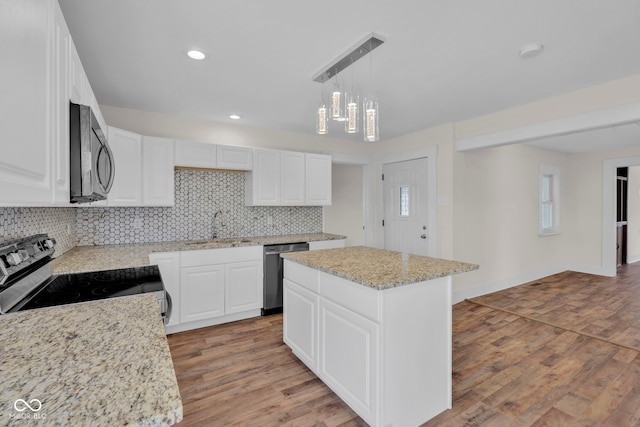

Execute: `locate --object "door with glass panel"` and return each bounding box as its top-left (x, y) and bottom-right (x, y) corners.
top-left (383, 158), bottom-right (430, 256)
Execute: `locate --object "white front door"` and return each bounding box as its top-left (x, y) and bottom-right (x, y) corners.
top-left (383, 158), bottom-right (430, 256)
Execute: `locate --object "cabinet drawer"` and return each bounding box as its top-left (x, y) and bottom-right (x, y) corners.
top-left (319, 272), bottom-right (380, 323)
top-left (284, 260), bottom-right (319, 293)
top-left (181, 246), bottom-right (262, 267)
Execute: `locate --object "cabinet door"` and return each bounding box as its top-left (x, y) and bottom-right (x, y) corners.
top-left (0, 0), bottom-right (54, 206)
top-left (143, 137), bottom-right (175, 206)
top-left (52, 2), bottom-right (70, 205)
top-left (225, 260), bottom-right (262, 314)
top-left (217, 145), bottom-right (253, 170)
top-left (281, 151), bottom-right (306, 205)
top-left (180, 264), bottom-right (225, 323)
top-left (308, 239), bottom-right (346, 250)
top-left (149, 252), bottom-right (180, 327)
top-left (284, 278), bottom-right (318, 371)
top-left (319, 298), bottom-right (378, 425)
top-left (174, 140), bottom-right (217, 168)
top-left (106, 127), bottom-right (143, 206)
top-left (245, 149), bottom-right (280, 205)
top-left (68, 37), bottom-right (84, 104)
top-left (305, 153), bottom-right (332, 205)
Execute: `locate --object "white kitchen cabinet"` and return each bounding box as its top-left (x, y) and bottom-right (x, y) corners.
top-left (149, 252), bottom-right (181, 328)
top-left (69, 37), bottom-right (84, 104)
top-left (283, 260), bottom-right (453, 426)
top-left (245, 149), bottom-right (332, 206)
top-left (180, 264), bottom-right (225, 323)
top-left (217, 145), bottom-right (253, 170)
top-left (283, 278), bottom-right (319, 371)
top-left (319, 297), bottom-right (379, 422)
top-left (281, 151), bottom-right (306, 205)
top-left (170, 246), bottom-right (263, 333)
top-left (305, 153), bottom-right (332, 205)
top-left (245, 148), bottom-right (281, 205)
top-left (174, 140), bottom-right (217, 168)
top-left (0, 0), bottom-right (60, 206)
top-left (143, 137), bottom-right (175, 206)
top-left (225, 260), bottom-right (262, 314)
top-left (106, 126), bottom-right (143, 206)
top-left (51, 2), bottom-right (71, 205)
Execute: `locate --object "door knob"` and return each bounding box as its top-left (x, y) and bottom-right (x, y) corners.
top-left (420, 234), bottom-right (427, 239)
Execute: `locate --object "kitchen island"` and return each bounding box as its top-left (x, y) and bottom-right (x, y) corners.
top-left (281, 246), bottom-right (478, 427)
top-left (0, 294), bottom-right (182, 426)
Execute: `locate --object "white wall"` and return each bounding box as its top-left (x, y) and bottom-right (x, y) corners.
top-left (323, 164), bottom-right (364, 246)
top-left (451, 144), bottom-right (569, 301)
top-left (627, 166), bottom-right (640, 263)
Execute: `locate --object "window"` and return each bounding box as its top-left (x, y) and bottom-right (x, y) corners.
top-left (539, 164), bottom-right (561, 235)
top-left (400, 186), bottom-right (409, 216)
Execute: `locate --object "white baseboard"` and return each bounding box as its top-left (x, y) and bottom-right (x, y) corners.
top-left (627, 254), bottom-right (640, 264)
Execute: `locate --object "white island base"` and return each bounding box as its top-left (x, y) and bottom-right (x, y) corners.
top-left (283, 259), bottom-right (452, 427)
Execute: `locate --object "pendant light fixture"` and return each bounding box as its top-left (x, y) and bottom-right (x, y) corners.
top-left (316, 84), bottom-right (328, 135)
top-left (312, 33), bottom-right (384, 139)
top-left (363, 39), bottom-right (379, 142)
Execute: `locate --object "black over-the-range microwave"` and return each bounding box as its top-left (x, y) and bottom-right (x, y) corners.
top-left (69, 102), bottom-right (115, 203)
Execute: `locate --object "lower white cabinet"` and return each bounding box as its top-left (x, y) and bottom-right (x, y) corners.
top-left (225, 261), bottom-right (262, 314)
top-left (154, 245), bottom-right (263, 334)
top-left (283, 259), bottom-right (453, 427)
top-left (308, 239), bottom-right (346, 250)
top-left (283, 278), bottom-right (319, 370)
top-left (319, 298), bottom-right (378, 422)
top-left (180, 264), bottom-right (225, 323)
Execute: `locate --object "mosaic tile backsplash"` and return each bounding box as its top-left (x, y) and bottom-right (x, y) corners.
top-left (76, 169), bottom-right (322, 245)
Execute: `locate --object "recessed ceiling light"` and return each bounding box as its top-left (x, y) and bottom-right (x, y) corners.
top-left (229, 114), bottom-right (241, 120)
top-left (519, 43), bottom-right (544, 59)
top-left (187, 50), bottom-right (205, 60)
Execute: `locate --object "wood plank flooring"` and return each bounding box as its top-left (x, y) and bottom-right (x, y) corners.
top-left (168, 264), bottom-right (640, 426)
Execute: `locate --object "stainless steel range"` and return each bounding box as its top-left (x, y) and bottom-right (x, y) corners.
top-left (0, 234), bottom-right (170, 323)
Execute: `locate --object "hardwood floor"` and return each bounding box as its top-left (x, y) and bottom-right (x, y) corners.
top-left (168, 264), bottom-right (640, 426)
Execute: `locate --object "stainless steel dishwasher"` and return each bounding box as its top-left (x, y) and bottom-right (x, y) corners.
top-left (262, 242), bottom-right (309, 315)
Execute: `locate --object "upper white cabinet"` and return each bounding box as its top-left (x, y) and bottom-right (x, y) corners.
top-left (143, 137), bottom-right (175, 206)
top-left (0, 0), bottom-right (106, 206)
top-left (175, 140), bottom-right (252, 171)
top-left (305, 153), bottom-right (332, 205)
top-left (246, 149), bottom-right (332, 206)
top-left (245, 149), bottom-right (281, 205)
top-left (217, 145), bottom-right (253, 170)
top-left (106, 127), bottom-right (143, 206)
top-left (174, 140), bottom-right (217, 169)
top-left (99, 127), bottom-right (174, 207)
top-left (281, 151), bottom-right (306, 205)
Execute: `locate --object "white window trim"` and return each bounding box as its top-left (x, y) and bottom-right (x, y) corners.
top-left (539, 164), bottom-right (561, 236)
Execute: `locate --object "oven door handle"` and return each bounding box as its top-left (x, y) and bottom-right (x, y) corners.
top-left (164, 291), bottom-right (173, 326)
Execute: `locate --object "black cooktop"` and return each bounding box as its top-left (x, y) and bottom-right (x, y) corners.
top-left (17, 265), bottom-right (163, 311)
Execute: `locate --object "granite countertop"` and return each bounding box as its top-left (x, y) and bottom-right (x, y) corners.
top-left (281, 246), bottom-right (479, 290)
top-left (50, 233), bottom-right (345, 274)
top-left (0, 294), bottom-right (182, 426)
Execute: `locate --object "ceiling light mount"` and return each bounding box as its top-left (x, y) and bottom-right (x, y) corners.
top-left (312, 33), bottom-right (385, 83)
top-left (519, 43), bottom-right (544, 59)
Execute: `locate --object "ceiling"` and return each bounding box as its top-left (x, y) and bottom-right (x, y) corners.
top-left (58, 0), bottom-right (640, 147)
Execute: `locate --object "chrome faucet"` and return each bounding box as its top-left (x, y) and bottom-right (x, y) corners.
top-left (212, 210), bottom-right (223, 239)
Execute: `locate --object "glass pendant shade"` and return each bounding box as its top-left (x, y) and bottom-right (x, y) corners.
top-left (344, 92), bottom-right (359, 134)
top-left (363, 98), bottom-right (379, 142)
top-left (331, 88), bottom-right (345, 121)
top-left (316, 103), bottom-right (328, 135)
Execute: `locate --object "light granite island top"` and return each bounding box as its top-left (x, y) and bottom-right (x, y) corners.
top-left (51, 232), bottom-right (346, 274)
top-left (0, 294), bottom-right (182, 426)
top-left (281, 245), bottom-right (478, 290)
